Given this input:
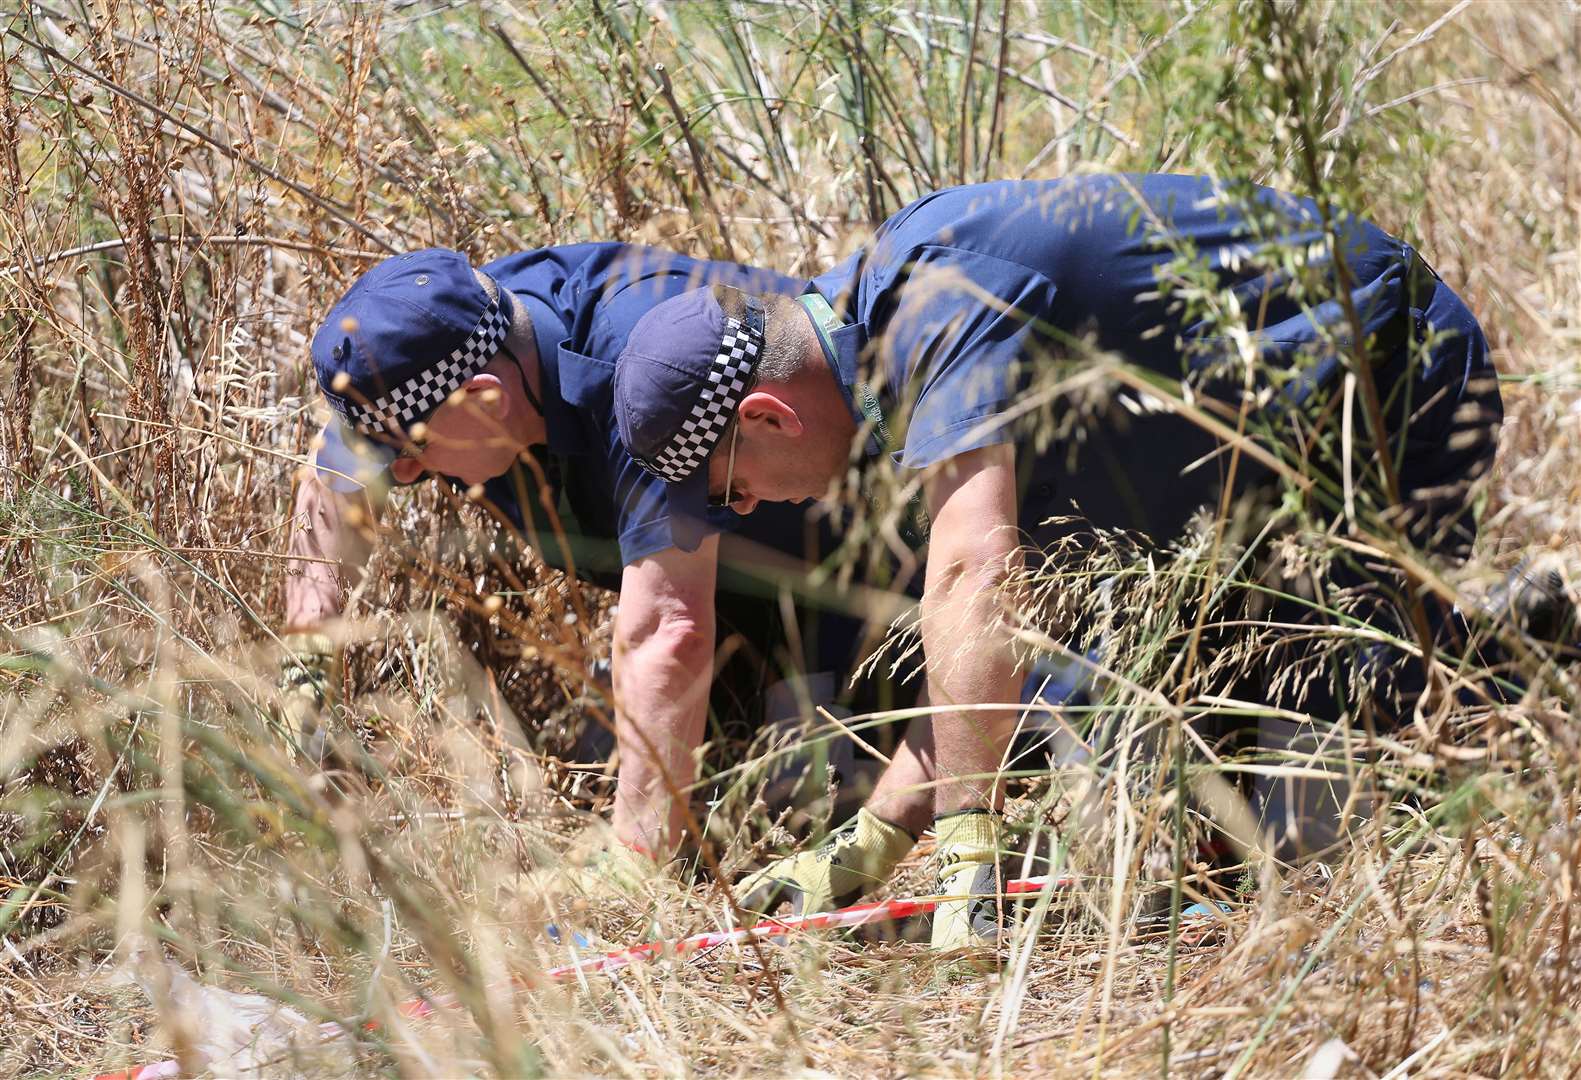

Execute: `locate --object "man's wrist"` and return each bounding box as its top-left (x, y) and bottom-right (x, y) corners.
top-left (612, 804), bottom-right (678, 859)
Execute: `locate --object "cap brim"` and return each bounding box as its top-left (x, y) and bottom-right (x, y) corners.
top-left (664, 469), bottom-right (713, 553)
top-left (314, 417), bottom-right (396, 493)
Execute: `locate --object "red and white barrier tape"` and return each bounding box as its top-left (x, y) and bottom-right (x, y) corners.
top-left (545, 872), bottom-right (1073, 980)
top-left (90, 873), bottom-right (1074, 1080)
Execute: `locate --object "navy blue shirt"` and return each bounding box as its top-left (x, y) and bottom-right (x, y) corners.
top-left (806, 175), bottom-right (1434, 542)
top-left (319, 244), bottom-right (801, 569)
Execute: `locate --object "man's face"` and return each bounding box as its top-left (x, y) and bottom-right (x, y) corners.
top-left (705, 417), bottom-right (836, 515)
top-left (387, 374), bottom-right (521, 487)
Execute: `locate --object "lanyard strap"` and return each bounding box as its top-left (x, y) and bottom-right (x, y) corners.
top-left (797, 291), bottom-right (841, 357)
top-left (501, 344), bottom-right (545, 417)
top-left (797, 294), bottom-right (930, 547)
top-left (796, 293), bottom-right (891, 451)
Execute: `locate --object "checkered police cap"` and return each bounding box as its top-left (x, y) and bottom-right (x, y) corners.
top-left (615, 286), bottom-right (767, 486)
top-left (340, 293), bottom-right (509, 437)
top-left (311, 248), bottom-right (512, 443)
top-left (644, 310), bottom-right (762, 482)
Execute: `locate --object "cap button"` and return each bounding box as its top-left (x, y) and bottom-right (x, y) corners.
top-left (415, 274), bottom-right (430, 286)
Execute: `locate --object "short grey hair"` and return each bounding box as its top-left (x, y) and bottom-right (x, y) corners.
top-left (473, 268), bottom-right (537, 364)
top-left (753, 294), bottom-right (813, 385)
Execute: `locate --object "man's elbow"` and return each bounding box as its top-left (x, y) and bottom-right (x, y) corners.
top-left (646, 615), bottom-right (715, 672)
top-left (615, 606), bottom-right (715, 673)
top-left (929, 541), bottom-right (1020, 604)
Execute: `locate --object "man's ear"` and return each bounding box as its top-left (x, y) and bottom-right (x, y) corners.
top-left (737, 390), bottom-right (803, 437)
top-left (390, 457), bottom-right (423, 484)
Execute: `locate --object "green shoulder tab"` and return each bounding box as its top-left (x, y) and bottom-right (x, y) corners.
top-left (798, 293), bottom-right (891, 450)
top-left (796, 292), bottom-right (841, 358)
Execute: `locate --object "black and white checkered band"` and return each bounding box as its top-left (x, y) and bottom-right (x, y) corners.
top-left (641, 310), bottom-right (764, 483)
top-left (337, 293), bottom-right (511, 437)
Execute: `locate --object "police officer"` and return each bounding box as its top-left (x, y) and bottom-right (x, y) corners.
top-left (284, 243), bottom-right (864, 880)
top-left (611, 174), bottom-right (1504, 949)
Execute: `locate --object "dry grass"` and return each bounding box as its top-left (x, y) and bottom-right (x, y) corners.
top-left (3, 1), bottom-right (1581, 1076)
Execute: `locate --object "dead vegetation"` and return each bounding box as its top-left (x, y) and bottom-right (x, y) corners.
top-left (3, 1), bottom-right (1581, 1076)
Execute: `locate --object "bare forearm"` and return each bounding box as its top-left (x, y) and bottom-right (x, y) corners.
top-left (922, 563), bottom-right (1023, 814)
top-left (917, 445), bottom-right (1025, 816)
top-left (283, 469), bottom-right (373, 630)
top-left (610, 610), bottom-right (714, 854)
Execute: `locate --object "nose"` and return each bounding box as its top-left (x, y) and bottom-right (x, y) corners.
top-left (730, 493), bottom-right (760, 515)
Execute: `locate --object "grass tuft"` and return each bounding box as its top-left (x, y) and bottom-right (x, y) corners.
top-left (3, 1), bottom-right (1580, 1076)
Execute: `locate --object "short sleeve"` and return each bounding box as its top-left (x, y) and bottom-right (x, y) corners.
top-left (563, 313), bottom-right (741, 567)
top-left (312, 417), bottom-right (387, 492)
top-left (879, 246), bottom-right (1060, 469)
top-left (601, 433), bottom-right (739, 564)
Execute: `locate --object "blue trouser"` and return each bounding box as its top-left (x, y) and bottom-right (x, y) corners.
top-left (1006, 271), bottom-right (1500, 855)
top-left (1017, 268), bottom-right (1501, 732)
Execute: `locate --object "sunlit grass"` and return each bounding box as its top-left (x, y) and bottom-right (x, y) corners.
top-left (3, 1), bottom-right (1580, 1076)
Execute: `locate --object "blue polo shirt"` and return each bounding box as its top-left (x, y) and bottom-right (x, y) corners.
top-left (317, 243), bottom-right (801, 569)
top-left (806, 174), bottom-right (1470, 543)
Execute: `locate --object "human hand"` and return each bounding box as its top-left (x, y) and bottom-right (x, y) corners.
top-left (527, 832), bottom-right (676, 929)
top-left (275, 630), bottom-right (339, 764)
top-left (735, 808), bottom-right (915, 917)
top-left (929, 809), bottom-right (1005, 951)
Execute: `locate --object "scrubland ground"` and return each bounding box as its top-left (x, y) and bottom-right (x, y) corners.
top-left (4, 1), bottom-right (1581, 1076)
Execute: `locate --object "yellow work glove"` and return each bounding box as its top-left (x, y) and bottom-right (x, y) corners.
top-left (735, 808), bottom-right (916, 917)
top-left (930, 809), bottom-right (1006, 951)
top-left (570, 838), bottom-right (666, 897)
top-left (1484, 554), bottom-right (1577, 644)
top-left (276, 631), bottom-right (339, 764)
top-left (527, 834), bottom-right (673, 931)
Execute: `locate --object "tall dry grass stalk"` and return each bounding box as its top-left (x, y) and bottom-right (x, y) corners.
top-left (3, 1), bottom-right (1581, 1076)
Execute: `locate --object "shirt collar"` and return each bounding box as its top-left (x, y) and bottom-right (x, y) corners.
top-left (798, 287), bottom-right (887, 458)
top-left (516, 290), bottom-right (588, 454)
